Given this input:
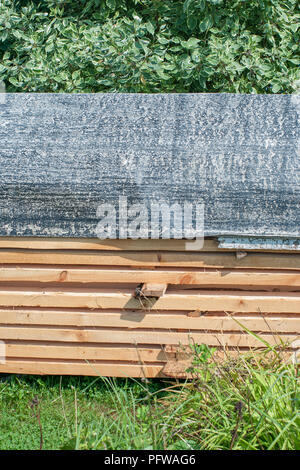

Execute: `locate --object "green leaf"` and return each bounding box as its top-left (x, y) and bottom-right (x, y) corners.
top-left (290, 23), bottom-right (298, 33)
top-left (199, 15), bottom-right (213, 33)
top-left (0, 31), bottom-right (8, 41)
top-left (12, 30), bottom-right (22, 39)
top-left (45, 43), bottom-right (54, 53)
top-left (145, 22), bottom-right (155, 36)
top-left (157, 36), bottom-right (169, 45)
top-left (8, 77), bottom-right (19, 86)
top-left (182, 37), bottom-right (200, 49)
top-left (272, 82), bottom-right (282, 93)
top-left (156, 68), bottom-right (171, 80)
top-left (198, 0), bottom-right (206, 12)
top-left (106, 0), bottom-right (116, 9)
top-left (187, 16), bottom-right (197, 31)
top-left (183, 0), bottom-right (193, 14)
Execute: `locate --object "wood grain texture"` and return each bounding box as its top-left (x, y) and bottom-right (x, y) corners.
top-left (3, 342), bottom-right (170, 362)
top-left (1, 237), bottom-right (298, 253)
top-left (1, 249), bottom-right (300, 269)
top-left (0, 360), bottom-right (165, 378)
top-left (0, 238), bottom-right (221, 251)
top-left (0, 326), bottom-right (296, 347)
top-left (141, 283), bottom-right (167, 297)
top-left (0, 310), bottom-right (298, 333)
top-left (0, 288), bottom-right (299, 312)
top-left (1, 266), bottom-right (300, 287)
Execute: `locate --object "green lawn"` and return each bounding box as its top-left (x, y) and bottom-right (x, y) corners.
top-left (0, 374), bottom-right (174, 450)
top-left (0, 347), bottom-right (299, 450)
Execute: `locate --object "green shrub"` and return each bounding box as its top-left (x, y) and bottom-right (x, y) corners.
top-left (164, 349), bottom-right (300, 450)
top-left (61, 349), bottom-right (300, 450)
top-left (0, 0), bottom-right (299, 93)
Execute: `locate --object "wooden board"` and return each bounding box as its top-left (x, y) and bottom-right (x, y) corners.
top-left (0, 360), bottom-right (164, 378)
top-left (0, 288), bottom-right (299, 313)
top-left (0, 237), bottom-right (297, 253)
top-left (0, 326), bottom-right (297, 347)
top-left (0, 310), bottom-right (298, 333)
top-left (1, 266), bottom-right (300, 287)
top-left (3, 342), bottom-right (171, 362)
top-left (1, 249), bottom-right (300, 269)
top-left (0, 238), bottom-right (221, 252)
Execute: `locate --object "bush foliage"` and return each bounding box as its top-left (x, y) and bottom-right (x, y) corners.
top-left (0, 0), bottom-right (299, 93)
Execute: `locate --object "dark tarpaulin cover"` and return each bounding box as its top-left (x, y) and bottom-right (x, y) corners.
top-left (0, 93), bottom-right (299, 239)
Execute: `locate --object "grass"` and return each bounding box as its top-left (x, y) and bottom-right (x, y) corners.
top-left (0, 344), bottom-right (299, 450)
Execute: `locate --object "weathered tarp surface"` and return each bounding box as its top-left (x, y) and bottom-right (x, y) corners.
top-left (0, 93), bottom-right (299, 239)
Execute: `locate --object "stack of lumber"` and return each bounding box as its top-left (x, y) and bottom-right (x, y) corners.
top-left (0, 237), bottom-right (298, 378)
top-left (0, 93), bottom-right (299, 377)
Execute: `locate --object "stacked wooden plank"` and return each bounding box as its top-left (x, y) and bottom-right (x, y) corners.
top-left (0, 93), bottom-right (299, 377)
top-left (0, 237), bottom-right (299, 378)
